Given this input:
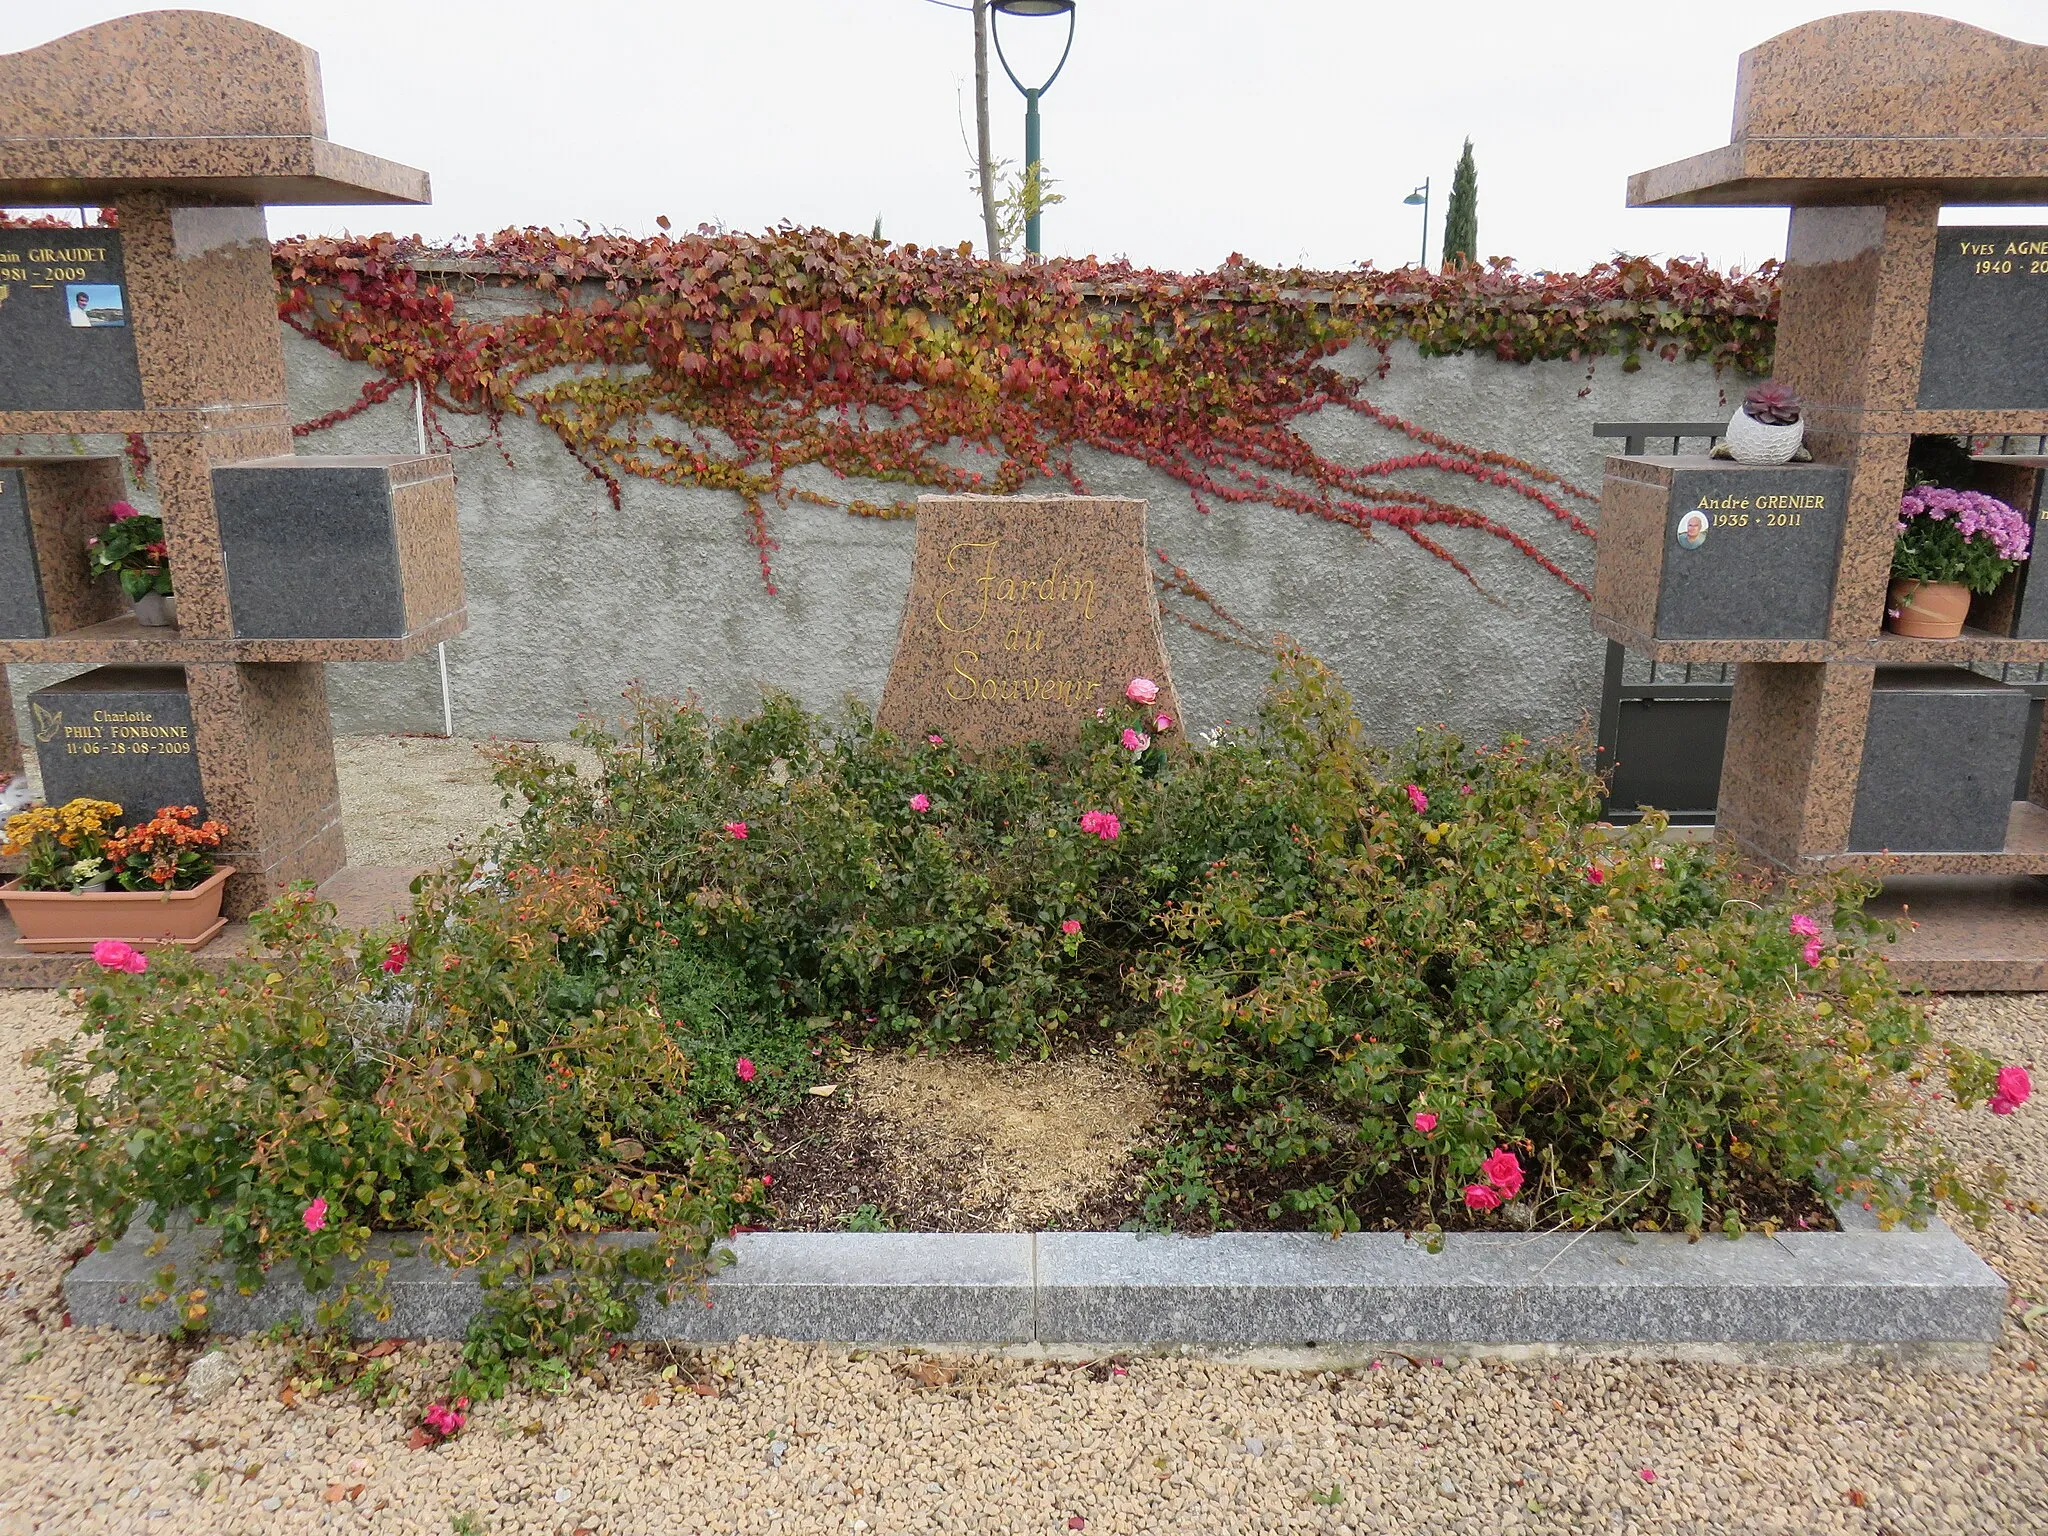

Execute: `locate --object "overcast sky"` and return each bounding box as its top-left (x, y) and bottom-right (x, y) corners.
top-left (7, 1), bottom-right (2047, 274)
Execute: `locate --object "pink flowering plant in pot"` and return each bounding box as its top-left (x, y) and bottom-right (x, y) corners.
top-left (84, 500), bottom-right (175, 624)
top-left (1887, 485), bottom-right (2031, 638)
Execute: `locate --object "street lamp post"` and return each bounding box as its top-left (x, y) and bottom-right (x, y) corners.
top-left (991, 0), bottom-right (1076, 257)
top-left (1403, 179), bottom-right (1430, 269)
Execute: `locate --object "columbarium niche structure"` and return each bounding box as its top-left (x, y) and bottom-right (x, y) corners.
top-left (1593, 12), bottom-right (2048, 986)
top-left (0, 12), bottom-right (461, 924)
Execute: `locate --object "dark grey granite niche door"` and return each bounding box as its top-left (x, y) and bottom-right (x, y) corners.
top-left (0, 468), bottom-right (47, 639)
top-left (1849, 668), bottom-right (2029, 853)
top-left (1918, 224), bottom-right (2048, 410)
top-left (0, 232), bottom-right (144, 411)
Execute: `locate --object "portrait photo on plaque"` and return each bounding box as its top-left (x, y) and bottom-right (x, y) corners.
top-left (64, 283), bottom-right (125, 327)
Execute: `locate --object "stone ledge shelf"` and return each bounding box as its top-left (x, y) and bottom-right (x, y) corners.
top-left (64, 1211), bottom-right (2007, 1367)
top-left (0, 609), bottom-right (465, 665)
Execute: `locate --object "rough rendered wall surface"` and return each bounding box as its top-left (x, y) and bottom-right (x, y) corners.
top-left (282, 300), bottom-right (1742, 746)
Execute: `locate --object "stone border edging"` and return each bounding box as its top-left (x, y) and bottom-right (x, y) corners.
top-left (63, 1208), bottom-right (2007, 1366)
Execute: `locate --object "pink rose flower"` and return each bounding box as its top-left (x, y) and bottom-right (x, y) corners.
top-left (1078, 810), bottom-right (1121, 841)
top-left (303, 1196), bottom-right (328, 1234)
top-left (1125, 677), bottom-right (1159, 704)
top-left (1121, 728), bottom-right (1151, 752)
top-left (1585, 865), bottom-right (1605, 886)
top-left (1154, 714), bottom-right (1172, 732)
top-left (1405, 784), bottom-right (1428, 814)
top-left (736, 1057), bottom-right (757, 1083)
top-left (382, 940), bottom-right (409, 974)
top-left (105, 500), bottom-right (141, 521)
top-left (909, 793), bottom-right (930, 813)
top-left (927, 734), bottom-right (944, 746)
top-left (1481, 1147), bottom-right (1524, 1199)
top-left (1788, 913), bottom-right (1820, 939)
top-left (761, 1174), bottom-right (773, 1187)
top-left (421, 1397), bottom-right (468, 1439)
top-left (1802, 937), bottom-right (1823, 967)
top-left (1412, 1111), bottom-right (1438, 1134)
top-left (1463, 1183), bottom-right (1503, 1211)
top-left (1061, 919), bottom-right (1081, 935)
top-left (1650, 856), bottom-right (1665, 871)
top-left (724, 821), bottom-right (749, 839)
top-left (91, 939), bottom-right (147, 974)
top-left (1991, 1064), bottom-right (2032, 1115)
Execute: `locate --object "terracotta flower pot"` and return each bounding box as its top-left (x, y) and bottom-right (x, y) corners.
top-left (0, 865), bottom-right (233, 952)
top-left (1886, 579), bottom-right (1972, 638)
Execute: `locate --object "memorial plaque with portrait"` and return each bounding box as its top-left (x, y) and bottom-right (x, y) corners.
top-left (0, 230), bottom-right (144, 411)
top-left (1654, 465), bottom-right (1849, 640)
top-left (1918, 225), bottom-right (2048, 411)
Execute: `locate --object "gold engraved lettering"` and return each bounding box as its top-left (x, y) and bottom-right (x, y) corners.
top-left (935, 541), bottom-right (998, 635)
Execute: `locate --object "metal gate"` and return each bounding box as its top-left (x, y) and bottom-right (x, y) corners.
top-left (1591, 423), bottom-right (1732, 823)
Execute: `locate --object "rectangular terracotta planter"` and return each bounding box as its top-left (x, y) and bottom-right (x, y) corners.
top-left (0, 865), bottom-right (234, 952)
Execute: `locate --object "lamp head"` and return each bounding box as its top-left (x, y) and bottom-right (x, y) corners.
top-left (993, 0), bottom-right (1075, 14)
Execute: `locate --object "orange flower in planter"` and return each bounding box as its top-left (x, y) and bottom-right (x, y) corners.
top-left (101, 805), bottom-right (228, 891)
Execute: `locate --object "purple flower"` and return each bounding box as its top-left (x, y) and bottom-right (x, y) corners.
top-left (1898, 486), bottom-right (2031, 562)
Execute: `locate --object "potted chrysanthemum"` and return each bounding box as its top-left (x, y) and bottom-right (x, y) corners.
top-left (0, 800), bottom-right (232, 950)
top-left (84, 500), bottom-right (175, 626)
top-left (1887, 486), bottom-right (2033, 638)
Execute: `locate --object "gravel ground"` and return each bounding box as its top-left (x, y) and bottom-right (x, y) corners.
top-left (0, 985), bottom-right (2041, 1535)
top-left (335, 735), bottom-right (596, 869)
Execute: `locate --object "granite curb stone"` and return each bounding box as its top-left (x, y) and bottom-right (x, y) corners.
top-left (62, 1214), bottom-right (2004, 1359)
top-left (1031, 1226), bottom-right (2004, 1347)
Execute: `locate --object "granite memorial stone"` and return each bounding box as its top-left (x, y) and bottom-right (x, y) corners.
top-left (29, 666), bottom-right (205, 819)
top-left (1593, 459), bottom-right (1848, 641)
top-left (212, 455), bottom-right (463, 639)
top-left (877, 496), bottom-right (1181, 750)
top-left (1918, 225), bottom-right (2048, 411)
top-left (0, 230), bottom-right (143, 412)
top-left (1848, 668), bottom-right (2029, 853)
top-left (0, 468), bottom-right (46, 639)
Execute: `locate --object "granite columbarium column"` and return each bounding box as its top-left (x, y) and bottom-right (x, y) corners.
top-left (1595, 12), bottom-right (2048, 987)
top-left (0, 12), bottom-right (463, 958)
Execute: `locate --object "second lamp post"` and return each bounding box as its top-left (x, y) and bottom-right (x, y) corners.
top-left (991, 0), bottom-right (1076, 257)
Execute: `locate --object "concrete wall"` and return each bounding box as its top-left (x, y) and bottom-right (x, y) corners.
top-left (291, 297), bottom-right (1744, 746)
top-left (11, 293), bottom-right (1747, 751)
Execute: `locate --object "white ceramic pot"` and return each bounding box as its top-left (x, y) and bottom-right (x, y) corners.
top-left (1725, 408), bottom-right (1805, 465)
top-left (128, 592), bottom-right (177, 627)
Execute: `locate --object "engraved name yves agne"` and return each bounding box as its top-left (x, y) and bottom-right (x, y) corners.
top-left (1954, 235), bottom-right (2048, 275)
top-left (934, 538), bottom-right (1103, 706)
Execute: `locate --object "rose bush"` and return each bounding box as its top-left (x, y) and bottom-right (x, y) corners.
top-left (1128, 647), bottom-right (2008, 1236)
top-left (12, 642), bottom-right (2025, 1379)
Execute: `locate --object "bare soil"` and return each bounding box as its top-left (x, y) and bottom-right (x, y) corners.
top-left (754, 1046), bottom-right (1163, 1232)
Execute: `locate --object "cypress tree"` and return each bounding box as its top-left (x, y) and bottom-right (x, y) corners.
top-left (1442, 139), bottom-right (1477, 269)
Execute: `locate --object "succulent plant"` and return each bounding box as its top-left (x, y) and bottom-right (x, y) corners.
top-left (1742, 380), bottom-right (1803, 426)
